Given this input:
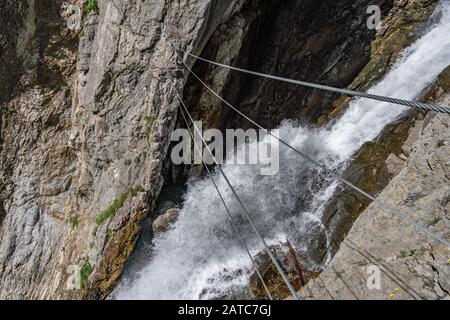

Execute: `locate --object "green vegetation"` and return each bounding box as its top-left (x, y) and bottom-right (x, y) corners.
top-left (0, 108), bottom-right (16, 117)
top-left (92, 225), bottom-right (98, 237)
top-left (436, 139), bottom-right (446, 148)
top-left (84, 0), bottom-right (99, 13)
top-left (134, 150), bottom-right (147, 164)
top-left (335, 270), bottom-right (345, 279)
top-left (79, 258), bottom-right (92, 290)
top-left (69, 216), bottom-right (80, 229)
top-left (400, 249), bottom-right (417, 258)
top-left (427, 215), bottom-right (441, 226)
top-left (95, 192), bottom-right (129, 225)
top-left (75, 189), bottom-right (89, 200)
top-left (106, 229), bottom-right (117, 241)
top-left (144, 115), bottom-right (156, 136)
top-left (95, 186), bottom-right (144, 225)
top-left (124, 150), bottom-right (148, 166)
top-left (78, 31), bottom-right (85, 38)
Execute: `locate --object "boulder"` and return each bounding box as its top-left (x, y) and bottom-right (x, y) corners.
top-left (385, 153), bottom-right (405, 176)
top-left (437, 65), bottom-right (450, 91)
top-left (152, 208), bottom-right (180, 234)
top-left (401, 119), bottom-right (423, 156)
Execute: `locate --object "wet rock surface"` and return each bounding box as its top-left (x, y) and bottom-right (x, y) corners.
top-left (152, 208), bottom-right (179, 233)
top-left (321, 110), bottom-right (424, 255)
top-left (249, 242), bottom-right (319, 300)
top-left (184, 0), bottom-right (396, 131)
top-left (326, 0), bottom-right (439, 122)
top-left (299, 68), bottom-right (450, 300)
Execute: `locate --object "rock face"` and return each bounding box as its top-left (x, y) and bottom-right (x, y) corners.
top-left (152, 208), bottom-right (179, 233)
top-left (299, 68), bottom-right (450, 300)
top-left (183, 0), bottom-right (395, 131)
top-left (326, 0), bottom-right (439, 121)
top-left (0, 0), bottom-right (243, 299)
top-left (0, 0), bottom-right (444, 300)
top-left (0, 0), bottom-right (80, 299)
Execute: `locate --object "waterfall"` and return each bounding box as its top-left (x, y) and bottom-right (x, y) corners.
top-left (116, 2), bottom-right (450, 300)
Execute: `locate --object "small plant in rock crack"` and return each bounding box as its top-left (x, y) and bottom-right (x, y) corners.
top-left (144, 115), bottom-right (156, 137)
top-left (134, 150), bottom-right (148, 164)
top-left (436, 139), bottom-right (446, 148)
top-left (335, 270), bottom-right (345, 279)
top-left (427, 215), bottom-right (441, 226)
top-left (0, 108), bottom-right (17, 117)
top-left (79, 257), bottom-right (92, 289)
top-left (92, 225), bottom-right (98, 237)
top-left (84, 0), bottom-right (99, 14)
top-left (400, 249), bottom-right (417, 258)
top-left (95, 186), bottom-right (144, 225)
top-left (69, 216), bottom-right (80, 229)
top-left (106, 229), bottom-right (117, 241)
top-left (75, 189), bottom-right (89, 200)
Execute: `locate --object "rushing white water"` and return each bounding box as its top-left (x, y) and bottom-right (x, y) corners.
top-left (117, 2), bottom-right (450, 299)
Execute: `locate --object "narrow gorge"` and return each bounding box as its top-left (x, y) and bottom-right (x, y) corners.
top-left (0, 0), bottom-right (448, 300)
